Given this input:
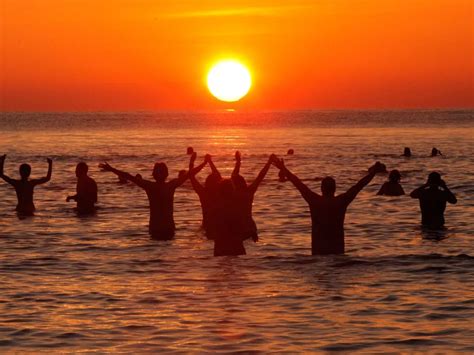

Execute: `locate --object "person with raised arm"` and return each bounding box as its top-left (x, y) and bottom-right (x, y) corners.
top-left (99, 157), bottom-right (205, 240)
top-left (0, 154), bottom-right (52, 216)
top-left (66, 162), bottom-right (98, 215)
top-left (272, 156), bottom-right (385, 255)
top-left (231, 151), bottom-right (274, 242)
top-left (188, 153), bottom-right (221, 239)
top-left (410, 172), bottom-right (457, 229)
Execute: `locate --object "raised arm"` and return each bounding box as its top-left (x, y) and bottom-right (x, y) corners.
top-left (99, 162), bottom-right (147, 188)
top-left (248, 154), bottom-right (274, 194)
top-left (33, 158), bottom-right (53, 185)
top-left (272, 156), bottom-right (317, 203)
top-left (344, 162), bottom-right (384, 204)
top-left (170, 154), bottom-right (207, 189)
top-left (440, 180), bottom-right (457, 204)
top-left (0, 154), bottom-right (15, 185)
top-left (232, 151), bottom-right (241, 177)
top-left (205, 154), bottom-right (221, 179)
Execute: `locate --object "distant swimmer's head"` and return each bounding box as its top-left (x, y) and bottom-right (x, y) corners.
top-left (233, 175), bottom-right (247, 190)
top-left (403, 147), bottom-right (412, 157)
top-left (153, 162), bottom-right (169, 182)
top-left (205, 173), bottom-right (221, 191)
top-left (19, 163), bottom-right (31, 179)
top-left (427, 171), bottom-right (442, 186)
top-left (431, 147), bottom-right (440, 156)
top-left (287, 149), bottom-right (294, 155)
top-left (389, 169), bottom-right (401, 183)
top-left (321, 176), bottom-right (336, 196)
top-left (75, 162), bottom-right (89, 177)
top-left (219, 178), bottom-right (234, 197)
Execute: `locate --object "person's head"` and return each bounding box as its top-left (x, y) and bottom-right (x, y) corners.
top-left (75, 162), bottom-right (89, 178)
top-left (403, 147), bottom-right (411, 157)
top-left (321, 176), bottom-right (336, 197)
top-left (19, 163), bottom-right (31, 179)
top-left (205, 173), bottom-right (221, 192)
top-left (427, 171), bottom-right (442, 186)
top-left (219, 178), bottom-right (234, 197)
top-left (388, 169), bottom-right (401, 183)
top-left (152, 162), bottom-right (168, 182)
top-left (431, 147), bottom-right (438, 156)
top-left (287, 149), bottom-right (294, 155)
top-left (233, 175), bottom-right (247, 190)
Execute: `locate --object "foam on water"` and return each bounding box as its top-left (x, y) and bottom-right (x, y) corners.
top-left (0, 110), bottom-right (473, 352)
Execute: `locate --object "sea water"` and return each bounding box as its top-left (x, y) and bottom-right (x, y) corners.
top-left (0, 110), bottom-right (473, 352)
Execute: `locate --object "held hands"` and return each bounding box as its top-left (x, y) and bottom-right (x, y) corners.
top-left (204, 154), bottom-right (212, 163)
top-left (271, 156), bottom-right (286, 170)
top-left (268, 153), bottom-right (276, 165)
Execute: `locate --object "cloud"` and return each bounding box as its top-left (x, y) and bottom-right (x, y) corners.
top-left (163, 5), bottom-right (310, 19)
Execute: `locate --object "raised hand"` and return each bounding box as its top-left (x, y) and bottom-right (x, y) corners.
top-left (268, 153), bottom-right (276, 164)
top-left (0, 154), bottom-right (6, 162)
top-left (190, 152), bottom-right (197, 164)
top-left (204, 154), bottom-right (212, 163)
top-left (98, 162), bottom-right (112, 171)
top-left (369, 161), bottom-right (386, 174)
top-left (235, 151), bottom-right (241, 162)
top-left (47, 158), bottom-right (53, 165)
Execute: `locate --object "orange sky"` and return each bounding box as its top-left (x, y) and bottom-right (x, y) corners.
top-left (1, 0), bottom-right (473, 111)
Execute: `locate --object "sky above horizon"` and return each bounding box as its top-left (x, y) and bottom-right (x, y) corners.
top-left (1, 0), bottom-right (473, 111)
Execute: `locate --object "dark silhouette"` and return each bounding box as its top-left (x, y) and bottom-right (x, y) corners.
top-left (0, 154), bottom-right (52, 216)
top-left (66, 162), bottom-right (98, 215)
top-left (287, 149), bottom-right (294, 155)
top-left (431, 147), bottom-right (442, 156)
top-left (212, 178), bottom-right (246, 256)
top-left (187, 147), bottom-right (194, 155)
top-left (231, 151), bottom-right (274, 242)
top-left (278, 169), bottom-right (287, 182)
top-left (377, 169), bottom-right (405, 196)
top-left (402, 147), bottom-right (412, 157)
top-left (410, 172), bottom-right (457, 229)
top-left (189, 153), bottom-right (222, 239)
top-left (273, 156), bottom-right (385, 255)
top-left (99, 159), bottom-right (205, 240)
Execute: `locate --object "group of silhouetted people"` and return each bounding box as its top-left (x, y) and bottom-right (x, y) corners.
top-left (0, 149), bottom-right (457, 256)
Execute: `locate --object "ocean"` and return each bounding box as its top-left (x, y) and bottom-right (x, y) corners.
top-left (0, 110), bottom-right (473, 352)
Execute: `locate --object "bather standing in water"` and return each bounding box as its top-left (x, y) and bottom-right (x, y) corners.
top-left (66, 162), bottom-right (98, 215)
top-left (402, 147), bottom-right (412, 157)
top-left (273, 156), bottom-right (386, 255)
top-left (377, 169), bottom-right (405, 196)
top-left (0, 154), bottom-right (52, 216)
top-left (188, 153), bottom-right (222, 239)
top-left (231, 151), bottom-right (274, 242)
top-left (99, 158), bottom-right (205, 240)
top-left (410, 172), bottom-right (457, 229)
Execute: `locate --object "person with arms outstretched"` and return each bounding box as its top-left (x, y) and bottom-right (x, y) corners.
top-left (273, 156), bottom-right (385, 255)
top-left (231, 151), bottom-right (274, 242)
top-left (99, 158), bottom-right (205, 240)
top-left (66, 162), bottom-right (98, 215)
top-left (410, 172), bottom-right (457, 229)
top-left (0, 154), bottom-right (52, 216)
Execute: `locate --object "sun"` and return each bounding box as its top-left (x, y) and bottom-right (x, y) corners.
top-left (207, 60), bottom-right (252, 102)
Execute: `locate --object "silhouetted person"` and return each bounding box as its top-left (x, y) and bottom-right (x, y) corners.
top-left (189, 153), bottom-right (222, 239)
top-left (0, 154), bottom-right (52, 216)
top-left (402, 147), bottom-right (412, 157)
top-left (231, 151), bottom-right (274, 242)
top-left (66, 162), bottom-right (98, 215)
top-left (410, 172), bottom-right (457, 229)
top-left (287, 149), bottom-right (294, 155)
top-left (213, 178), bottom-right (246, 256)
top-left (431, 147), bottom-right (442, 156)
top-left (273, 157), bottom-right (385, 255)
top-left (377, 169), bottom-right (405, 196)
top-left (99, 159), bottom-right (204, 240)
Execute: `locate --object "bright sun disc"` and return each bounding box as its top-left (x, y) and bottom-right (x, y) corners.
top-left (207, 60), bottom-right (252, 102)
